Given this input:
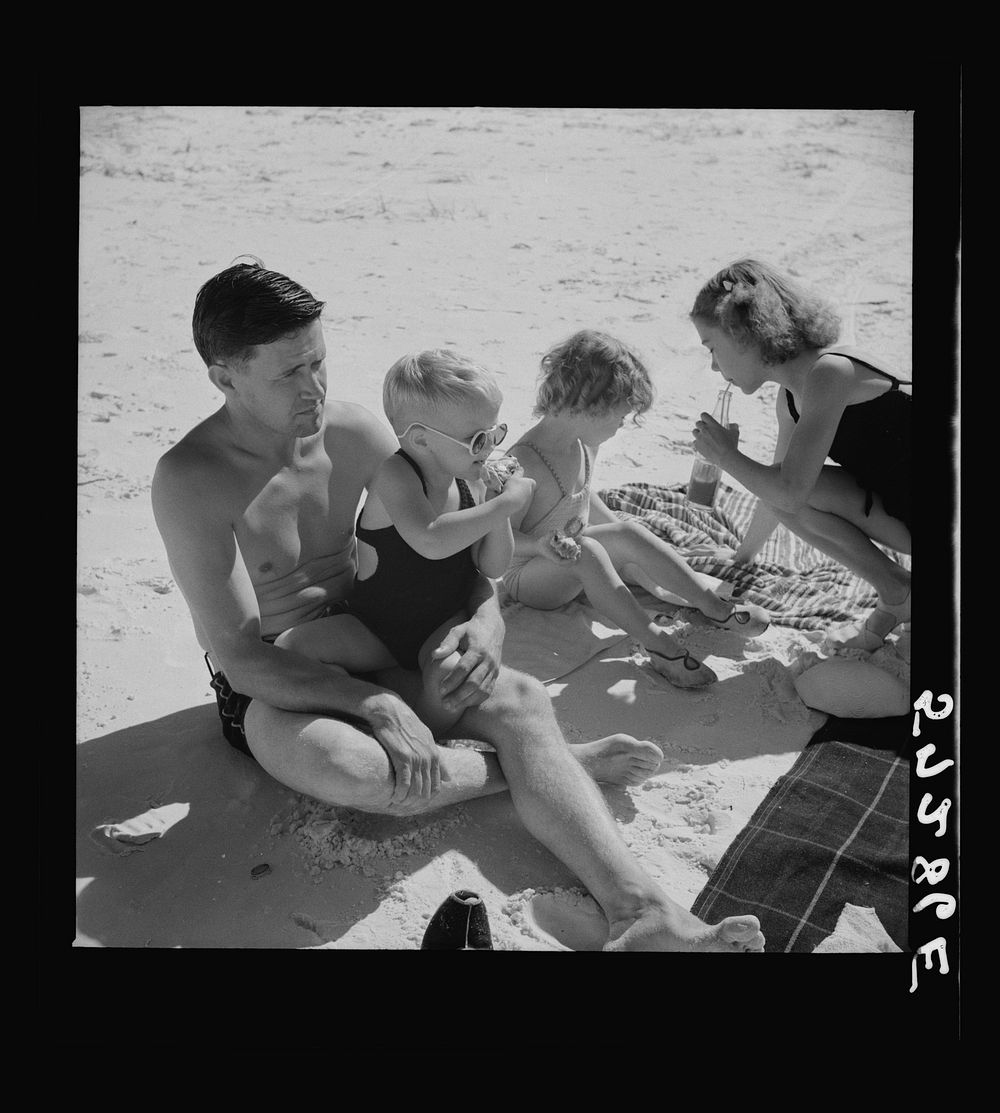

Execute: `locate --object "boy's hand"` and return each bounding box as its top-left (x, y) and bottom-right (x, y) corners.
top-left (482, 455), bottom-right (523, 496)
top-left (499, 474), bottom-right (536, 511)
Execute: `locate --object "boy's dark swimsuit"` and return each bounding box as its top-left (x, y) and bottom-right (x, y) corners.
top-left (210, 449), bottom-right (479, 757)
top-left (784, 344), bottom-right (911, 530)
top-left (348, 449), bottom-right (478, 670)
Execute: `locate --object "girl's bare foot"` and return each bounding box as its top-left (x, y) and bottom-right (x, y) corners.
top-left (572, 734), bottom-right (664, 786)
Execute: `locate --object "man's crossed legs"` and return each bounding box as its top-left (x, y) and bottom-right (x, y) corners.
top-left (244, 666), bottom-right (764, 952)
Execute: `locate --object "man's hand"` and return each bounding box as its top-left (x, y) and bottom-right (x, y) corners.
top-left (431, 610), bottom-right (503, 714)
top-left (362, 692), bottom-right (450, 806)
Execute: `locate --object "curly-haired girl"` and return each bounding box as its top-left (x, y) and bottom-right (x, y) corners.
top-left (504, 329), bottom-right (770, 689)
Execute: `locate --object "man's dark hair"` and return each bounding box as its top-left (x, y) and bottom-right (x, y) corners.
top-left (192, 257), bottom-right (326, 368)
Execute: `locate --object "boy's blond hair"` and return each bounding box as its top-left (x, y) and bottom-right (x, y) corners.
top-left (383, 350), bottom-right (503, 432)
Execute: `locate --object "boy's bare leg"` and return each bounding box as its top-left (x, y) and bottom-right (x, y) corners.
top-left (456, 668), bottom-right (764, 952)
top-left (274, 614), bottom-right (396, 672)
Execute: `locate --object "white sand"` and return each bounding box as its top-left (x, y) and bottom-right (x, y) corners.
top-left (76, 106), bottom-right (913, 951)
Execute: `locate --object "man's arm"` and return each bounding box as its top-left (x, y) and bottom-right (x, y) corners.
top-left (151, 448), bottom-right (393, 719)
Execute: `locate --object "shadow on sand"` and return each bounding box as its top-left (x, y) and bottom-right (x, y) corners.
top-left (75, 703), bottom-right (651, 949)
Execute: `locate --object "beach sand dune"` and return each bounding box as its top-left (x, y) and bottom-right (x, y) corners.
top-left (77, 106), bottom-right (913, 950)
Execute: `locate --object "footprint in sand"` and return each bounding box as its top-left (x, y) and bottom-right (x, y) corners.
top-left (90, 802), bottom-right (190, 855)
top-left (523, 890), bottom-right (608, 951)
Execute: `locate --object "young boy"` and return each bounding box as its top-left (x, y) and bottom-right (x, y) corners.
top-left (276, 349), bottom-right (535, 735)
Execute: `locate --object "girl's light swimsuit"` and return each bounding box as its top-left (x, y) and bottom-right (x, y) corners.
top-left (501, 439), bottom-right (593, 602)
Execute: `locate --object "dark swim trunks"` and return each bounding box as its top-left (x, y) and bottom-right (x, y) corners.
top-left (206, 600), bottom-right (374, 761)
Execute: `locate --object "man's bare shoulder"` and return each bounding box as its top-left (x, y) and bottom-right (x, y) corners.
top-left (322, 400), bottom-right (398, 461)
top-left (153, 410), bottom-right (237, 504)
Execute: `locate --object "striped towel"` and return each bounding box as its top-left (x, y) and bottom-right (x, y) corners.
top-left (599, 482), bottom-right (910, 630)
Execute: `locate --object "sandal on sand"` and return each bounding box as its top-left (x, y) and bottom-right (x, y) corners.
top-left (648, 647), bottom-right (717, 688)
top-left (676, 602), bottom-right (771, 637)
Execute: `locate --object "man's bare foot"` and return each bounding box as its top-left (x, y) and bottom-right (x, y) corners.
top-left (604, 901), bottom-right (765, 952)
top-left (572, 734), bottom-right (664, 786)
top-left (647, 644), bottom-right (717, 688)
top-left (845, 589), bottom-right (911, 652)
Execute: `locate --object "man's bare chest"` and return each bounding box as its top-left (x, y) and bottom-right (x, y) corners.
top-left (236, 461), bottom-right (361, 580)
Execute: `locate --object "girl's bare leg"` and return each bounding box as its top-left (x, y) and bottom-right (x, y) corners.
top-left (585, 521), bottom-right (770, 634)
top-left (769, 466), bottom-right (911, 646)
top-left (510, 541), bottom-right (716, 688)
top-left (585, 520), bottom-right (734, 619)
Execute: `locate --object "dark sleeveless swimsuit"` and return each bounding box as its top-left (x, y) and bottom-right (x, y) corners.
top-left (784, 345), bottom-right (911, 530)
top-left (346, 449), bottom-right (478, 670)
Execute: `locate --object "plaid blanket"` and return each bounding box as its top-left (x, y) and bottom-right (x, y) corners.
top-left (691, 716), bottom-right (911, 952)
top-left (600, 482), bottom-right (909, 630)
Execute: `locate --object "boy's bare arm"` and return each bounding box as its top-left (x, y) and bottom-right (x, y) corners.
top-left (473, 474), bottom-right (535, 576)
top-left (376, 456), bottom-right (530, 559)
top-left (473, 519), bottom-right (515, 578)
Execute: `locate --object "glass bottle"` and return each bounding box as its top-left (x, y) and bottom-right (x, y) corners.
top-left (687, 386), bottom-right (733, 508)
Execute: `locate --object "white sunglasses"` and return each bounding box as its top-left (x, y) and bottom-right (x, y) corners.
top-left (401, 421), bottom-right (508, 457)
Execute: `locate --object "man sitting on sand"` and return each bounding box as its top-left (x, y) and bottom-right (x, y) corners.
top-left (151, 258), bottom-right (765, 952)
